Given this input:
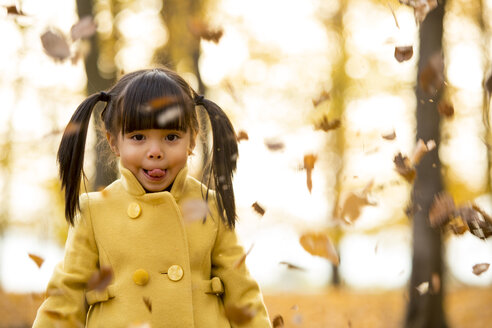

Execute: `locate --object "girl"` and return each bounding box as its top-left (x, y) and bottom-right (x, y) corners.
top-left (33, 67), bottom-right (272, 327)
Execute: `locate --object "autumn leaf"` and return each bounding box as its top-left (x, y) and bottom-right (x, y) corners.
top-left (272, 314), bottom-right (285, 328)
top-left (233, 244), bottom-right (254, 269)
top-left (40, 30), bottom-right (71, 61)
top-left (382, 130), bottom-right (396, 140)
top-left (394, 46), bottom-right (413, 62)
top-left (314, 116), bottom-right (340, 132)
top-left (28, 253), bottom-right (45, 268)
top-left (237, 130), bottom-right (249, 142)
top-left (188, 18), bottom-right (223, 43)
top-left (419, 52), bottom-right (444, 95)
top-left (399, 0), bottom-right (438, 24)
top-left (87, 265), bottom-right (113, 291)
top-left (279, 261), bottom-right (305, 271)
top-left (264, 138), bottom-right (285, 151)
top-left (312, 90), bottom-right (330, 107)
top-left (393, 152), bottom-right (416, 183)
top-left (437, 100), bottom-right (454, 117)
top-left (251, 202), bottom-right (266, 216)
top-left (429, 192), bottom-right (456, 228)
top-left (142, 296), bottom-right (152, 313)
top-left (225, 304), bottom-right (256, 325)
top-left (337, 181), bottom-right (375, 224)
top-left (416, 281), bottom-right (429, 295)
top-left (472, 263), bottom-right (490, 276)
top-left (70, 16), bottom-right (97, 41)
top-left (410, 138), bottom-right (436, 166)
top-left (299, 232), bottom-right (339, 266)
top-left (5, 5), bottom-right (25, 16)
top-left (146, 96), bottom-right (177, 111)
top-left (181, 199), bottom-right (208, 223)
top-left (304, 154), bottom-right (317, 193)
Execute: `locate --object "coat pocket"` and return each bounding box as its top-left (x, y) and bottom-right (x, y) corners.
top-left (85, 285), bottom-right (115, 306)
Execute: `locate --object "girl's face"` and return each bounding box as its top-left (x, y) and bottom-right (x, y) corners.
top-left (108, 129), bottom-right (195, 192)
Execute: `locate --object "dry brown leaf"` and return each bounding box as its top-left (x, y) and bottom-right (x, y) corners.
top-left (146, 96), bottom-right (177, 111)
top-left (71, 16), bottom-right (97, 41)
top-left (40, 30), bottom-right (71, 61)
top-left (28, 253), bottom-right (45, 268)
top-left (410, 138), bottom-right (435, 166)
top-left (485, 72), bottom-right (492, 96)
top-left (264, 138), bottom-right (285, 151)
top-left (437, 101), bottom-right (454, 117)
top-left (181, 199), bottom-right (208, 223)
top-left (472, 263), bottom-right (490, 276)
top-left (5, 5), bottom-right (25, 15)
top-left (299, 232), bottom-right (339, 266)
top-left (431, 273), bottom-right (440, 293)
top-left (237, 130), bottom-right (249, 142)
top-left (459, 204), bottom-right (492, 238)
top-left (429, 192), bottom-right (456, 228)
top-left (279, 261), bottom-right (306, 271)
top-left (142, 296), bottom-right (152, 313)
top-left (312, 90), bottom-right (330, 107)
top-left (393, 153), bottom-right (416, 182)
top-left (251, 202), bottom-right (266, 216)
top-left (233, 244), bottom-right (254, 269)
top-left (314, 117), bottom-right (340, 132)
top-left (304, 154), bottom-right (317, 193)
top-left (382, 130), bottom-right (396, 140)
top-left (188, 18), bottom-right (223, 43)
top-left (399, 0), bottom-right (438, 24)
top-left (416, 281), bottom-right (429, 295)
top-left (419, 52), bottom-right (444, 95)
top-left (338, 190), bottom-right (375, 224)
top-left (224, 304), bottom-right (256, 325)
top-left (272, 314), bottom-right (285, 328)
top-left (87, 265), bottom-right (113, 291)
top-left (394, 46), bottom-right (413, 62)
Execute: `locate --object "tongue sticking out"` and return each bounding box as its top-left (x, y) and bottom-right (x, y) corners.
top-left (147, 169), bottom-right (165, 177)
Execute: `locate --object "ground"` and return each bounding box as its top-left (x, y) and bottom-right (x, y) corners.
top-left (1, 287), bottom-right (491, 327)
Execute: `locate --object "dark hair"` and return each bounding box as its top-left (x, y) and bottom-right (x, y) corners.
top-left (57, 67), bottom-right (238, 227)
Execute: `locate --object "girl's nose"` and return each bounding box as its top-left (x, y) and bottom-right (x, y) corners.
top-left (147, 144), bottom-right (163, 159)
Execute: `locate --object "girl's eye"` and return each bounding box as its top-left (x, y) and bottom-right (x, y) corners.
top-left (166, 134), bottom-right (179, 142)
top-left (130, 134), bottom-right (145, 141)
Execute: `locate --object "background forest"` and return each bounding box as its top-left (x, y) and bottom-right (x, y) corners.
top-left (1, 0), bottom-right (492, 327)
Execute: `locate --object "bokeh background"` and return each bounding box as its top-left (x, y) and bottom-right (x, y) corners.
top-left (1, 0), bottom-right (492, 327)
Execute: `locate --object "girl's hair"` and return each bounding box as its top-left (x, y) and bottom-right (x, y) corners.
top-left (57, 67), bottom-right (238, 227)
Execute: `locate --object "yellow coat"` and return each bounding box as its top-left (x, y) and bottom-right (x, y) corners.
top-left (33, 166), bottom-right (271, 328)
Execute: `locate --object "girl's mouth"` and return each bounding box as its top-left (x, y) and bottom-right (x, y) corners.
top-left (143, 168), bottom-right (166, 181)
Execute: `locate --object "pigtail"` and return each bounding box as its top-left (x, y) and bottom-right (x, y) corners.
top-left (195, 95), bottom-right (238, 228)
top-left (57, 92), bottom-right (110, 225)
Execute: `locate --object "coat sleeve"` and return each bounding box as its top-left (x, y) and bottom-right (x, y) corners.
top-left (32, 195), bottom-right (99, 327)
top-left (211, 216), bottom-right (272, 327)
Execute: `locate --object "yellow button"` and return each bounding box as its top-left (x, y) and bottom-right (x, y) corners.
top-left (127, 202), bottom-right (141, 219)
top-left (133, 269), bottom-right (149, 286)
top-left (167, 265), bottom-right (184, 281)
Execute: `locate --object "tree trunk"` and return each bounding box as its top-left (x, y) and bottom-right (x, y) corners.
top-left (405, 2), bottom-right (447, 328)
top-left (76, 0), bottom-right (117, 190)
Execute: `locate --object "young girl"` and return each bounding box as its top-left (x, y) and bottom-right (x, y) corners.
top-left (33, 67), bottom-right (272, 327)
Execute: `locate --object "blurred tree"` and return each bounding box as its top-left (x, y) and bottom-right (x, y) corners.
top-left (76, 0), bottom-right (117, 190)
top-left (405, 2), bottom-right (447, 328)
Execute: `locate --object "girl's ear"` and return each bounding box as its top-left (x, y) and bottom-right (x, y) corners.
top-left (106, 132), bottom-right (120, 156)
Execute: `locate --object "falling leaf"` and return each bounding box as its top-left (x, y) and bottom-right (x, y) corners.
top-left (399, 0), bottom-right (438, 24)
top-left (251, 202), bottom-right (266, 216)
top-left (71, 16), bottom-right (97, 41)
top-left (410, 138), bottom-right (436, 166)
top-left (437, 101), bottom-right (454, 117)
top-left (87, 265), bottom-right (113, 291)
top-left (181, 199), bottom-right (208, 223)
top-left (429, 192), bottom-right (456, 228)
top-left (431, 273), bottom-right (440, 293)
top-left (28, 253), bottom-right (45, 268)
top-left (338, 183), bottom-right (376, 224)
top-left (419, 52), bottom-right (444, 95)
top-left (312, 90), bottom-right (330, 107)
top-left (472, 263), bottom-right (490, 276)
top-left (393, 152), bottom-right (416, 182)
top-left (157, 107), bottom-right (182, 128)
top-left (264, 138), bottom-right (285, 151)
top-left (304, 154), bottom-right (317, 193)
top-left (146, 96), bottom-right (177, 111)
top-left (272, 314), bottom-right (285, 328)
top-left (279, 261), bottom-right (305, 271)
top-left (416, 281), bottom-right (429, 295)
top-left (299, 232), bottom-right (339, 266)
top-left (382, 130), bottom-right (396, 140)
top-left (5, 5), bottom-right (25, 15)
top-left (40, 30), bottom-right (71, 61)
top-left (314, 116), bottom-right (341, 132)
top-left (188, 18), bottom-right (223, 43)
top-left (224, 304), bottom-right (256, 325)
top-left (233, 244), bottom-right (254, 269)
top-left (291, 304), bottom-right (299, 311)
top-left (142, 297), bottom-right (152, 313)
top-left (485, 72), bottom-right (492, 96)
top-left (394, 46), bottom-right (413, 62)
top-left (237, 130), bottom-right (249, 142)
top-left (387, 1), bottom-right (400, 29)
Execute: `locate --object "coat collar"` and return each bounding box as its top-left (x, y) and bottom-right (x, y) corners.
top-left (119, 162), bottom-right (188, 202)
